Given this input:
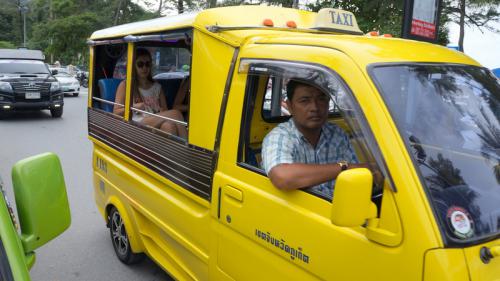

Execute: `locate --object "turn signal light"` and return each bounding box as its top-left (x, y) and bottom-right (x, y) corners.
top-left (286, 21), bottom-right (297, 28)
top-left (263, 19), bottom-right (274, 27)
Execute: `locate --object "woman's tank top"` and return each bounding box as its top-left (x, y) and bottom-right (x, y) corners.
top-left (138, 82), bottom-right (162, 114)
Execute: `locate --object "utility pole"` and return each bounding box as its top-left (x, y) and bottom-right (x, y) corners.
top-left (17, 0), bottom-right (29, 47)
top-left (23, 9), bottom-right (26, 47)
top-left (49, 0), bottom-right (53, 63)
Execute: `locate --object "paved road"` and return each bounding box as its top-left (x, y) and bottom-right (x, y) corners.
top-left (0, 89), bottom-right (173, 281)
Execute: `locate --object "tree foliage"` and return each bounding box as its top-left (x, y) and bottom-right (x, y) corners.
top-left (0, 41), bottom-right (16, 48)
top-left (0, 0), bottom-right (157, 65)
top-left (442, 0), bottom-right (500, 51)
top-left (306, 0), bottom-right (449, 44)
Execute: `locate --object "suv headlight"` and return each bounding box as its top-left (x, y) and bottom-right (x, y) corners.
top-left (50, 81), bottom-right (60, 91)
top-left (0, 82), bottom-right (13, 93)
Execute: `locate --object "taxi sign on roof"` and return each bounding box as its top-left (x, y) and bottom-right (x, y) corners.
top-left (313, 8), bottom-right (363, 35)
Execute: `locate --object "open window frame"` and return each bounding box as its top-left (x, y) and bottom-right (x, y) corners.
top-left (237, 59), bottom-right (395, 202)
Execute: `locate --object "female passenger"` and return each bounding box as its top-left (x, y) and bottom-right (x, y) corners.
top-left (113, 48), bottom-right (187, 138)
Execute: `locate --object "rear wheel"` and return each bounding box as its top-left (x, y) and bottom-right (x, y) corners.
top-left (73, 92), bottom-right (79, 97)
top-left (108, 207), bottom-right (144, 264)
top-left (50, 107), bottom-right (63, 118)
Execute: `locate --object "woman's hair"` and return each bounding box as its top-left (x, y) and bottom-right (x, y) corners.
top-left (132, 48), bottom-right (154, 103)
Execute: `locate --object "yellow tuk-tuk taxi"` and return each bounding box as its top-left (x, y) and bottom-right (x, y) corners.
top-left (87, 6), bottom-right (500, 280)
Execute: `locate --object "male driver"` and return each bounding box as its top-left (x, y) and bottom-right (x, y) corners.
top-left (262, 79), bottom-right (366, 198)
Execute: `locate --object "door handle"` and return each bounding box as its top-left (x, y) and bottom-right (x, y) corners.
top-left (225, 185), bottom-right (243, 202)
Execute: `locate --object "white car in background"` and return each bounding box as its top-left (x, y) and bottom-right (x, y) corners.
top-left (53, 70), bottom-right (80, 97)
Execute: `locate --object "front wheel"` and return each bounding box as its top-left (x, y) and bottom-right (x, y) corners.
top-left (73, 92), bottom-right (79, 97)
top-left (50, 107), bottom-right (63, 118)
top-left (108, 207), bottom-right (144, 264)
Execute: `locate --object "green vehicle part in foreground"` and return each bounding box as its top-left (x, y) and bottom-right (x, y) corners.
top-left (0, 153), bottom-right (71, 280)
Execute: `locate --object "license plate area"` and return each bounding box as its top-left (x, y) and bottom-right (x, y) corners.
top-left (25, 92), bottom-right (41, 99)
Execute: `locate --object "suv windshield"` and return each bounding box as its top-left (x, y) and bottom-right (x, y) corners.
top-left (371, 64), bottom-right (500, 244)
top-left (0, 59), bottom-right (49, 74)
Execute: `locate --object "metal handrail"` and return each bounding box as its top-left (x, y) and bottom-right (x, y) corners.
top-left (130, 107), bottom-right (188, 126)
top-left (92, 97), bottom-right (187, 126)
top-left (92, 97), bottom-right (124, 107)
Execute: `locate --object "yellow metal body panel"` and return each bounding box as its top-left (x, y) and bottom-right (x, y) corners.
top-left (87, 46), bottom-right (94, 108)
top-left (423, 249), bottom-right (469, 281)
top-left (91, 137), bottom-right (211, 280)
top-left (124, 43), bottom-right (133, 121)
top-left (212, 43), bottom-right (443, 280)
top-left (86, 5), bottom-right (495, 280)
top-left (464, 240), bottom-right (500, 281)
top-left (189, 30), bottom-right (235, 150)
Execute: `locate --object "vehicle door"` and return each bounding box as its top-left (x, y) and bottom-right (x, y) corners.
top-left (212, 44), bottom-right (439, 280)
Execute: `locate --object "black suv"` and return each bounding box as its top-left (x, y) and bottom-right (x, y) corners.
top-left (0, 49), bottom-right (63, 117)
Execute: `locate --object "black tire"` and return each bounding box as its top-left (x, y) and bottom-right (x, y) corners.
top-left (50, 107), bottom-right (63, 118)
top-left (108, 207), bottom-right (144, 264)
top-left (73, 92), bottom-right (79, 97)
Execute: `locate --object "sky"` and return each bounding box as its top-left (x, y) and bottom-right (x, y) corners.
top-left (448, 21), bottom-right (500, 69)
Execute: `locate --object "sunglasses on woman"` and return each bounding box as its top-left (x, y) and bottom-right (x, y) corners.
top-left (136, 61), bottom-right (151, 68)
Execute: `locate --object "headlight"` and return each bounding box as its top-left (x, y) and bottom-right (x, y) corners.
top-left (51, 81), bottom-right (60, 91)
top-left (0, 82), bottom-right (13, 93)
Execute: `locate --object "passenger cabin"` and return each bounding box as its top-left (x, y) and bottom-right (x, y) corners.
top-left (87, 6), bottom-right (363, 152)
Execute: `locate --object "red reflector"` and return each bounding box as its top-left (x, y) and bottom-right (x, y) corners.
top-left (382, 34), bottom-right (393, 37)
top-left (286, 21), bottom-right (297, 28)
top-left (368, 31), bottom-right (379, 36)
top-left (263, 19), bottom-right (274, 27)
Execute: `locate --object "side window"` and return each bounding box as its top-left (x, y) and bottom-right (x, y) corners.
top-left (128, 38), bottom-right (191, 140)
top-left (238, 60), bottom-right (390, 203)
top-left (90, 43), bottom-right (128, 118)
top-left (262, 76), bottom-right (340, 122)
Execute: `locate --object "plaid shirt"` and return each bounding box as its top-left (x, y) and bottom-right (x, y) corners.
top-left (262, 119), bottom-right (358, 198)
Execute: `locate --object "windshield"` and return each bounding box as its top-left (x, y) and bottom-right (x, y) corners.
top-left (0, 59), bottom-right (49, 74)
top-left (371, 64), bottom-right (500, 244)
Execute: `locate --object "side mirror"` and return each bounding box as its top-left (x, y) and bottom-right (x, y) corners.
top-left (331, 168), bottom-right (375, 227)
top-left (51, 69), bottom-right (58, 75)
top-left (11, 153), bottom-right (71, 254)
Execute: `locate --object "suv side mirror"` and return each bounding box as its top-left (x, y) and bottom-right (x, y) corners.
top-left (331, 168), bottom-right (376, 226)
top-left (11, 153), bottom-right (71, 254)
top-left (51, 69), bottom-right (58, 75)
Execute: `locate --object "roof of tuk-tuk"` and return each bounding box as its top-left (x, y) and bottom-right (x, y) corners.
top-left (90, 6), bottom-right (480, 67)
top-left (90, 6), bottom-right (338, 41)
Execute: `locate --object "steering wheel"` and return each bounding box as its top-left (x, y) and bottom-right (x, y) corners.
top-left (105, 44), bottom-right (126, 59)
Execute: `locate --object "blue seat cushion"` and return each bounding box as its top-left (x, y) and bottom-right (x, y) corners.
top-left (98, 78), bottom-right (123, 112)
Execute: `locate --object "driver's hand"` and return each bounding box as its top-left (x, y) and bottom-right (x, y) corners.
top-left (351, 163), bottom-right (385, 187)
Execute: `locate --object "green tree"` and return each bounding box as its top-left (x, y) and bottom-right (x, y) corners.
top-left (0, 41), bottom-right (16, 48)
top-left (25, 0), bottom-right (156, 64)
top-left (442, 0), bottom-right (500, 51)
top-left (30, 12), bottom-right (100, 65)
top-left (306, 0), bottom-right (449, 44)
top-left (0, 0), bottom-right (23, 46)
